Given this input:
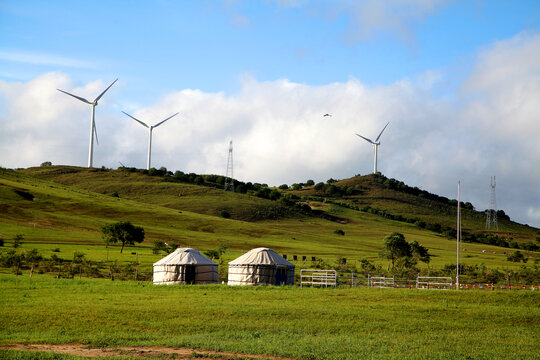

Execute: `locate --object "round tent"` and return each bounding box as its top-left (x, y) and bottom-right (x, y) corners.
top-left (228, 248), bottom-right (295, 286)
top-left (153, 248), bottom-right (218, 285)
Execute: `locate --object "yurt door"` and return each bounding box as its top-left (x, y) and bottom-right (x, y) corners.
top-left (275, 267), bottom-right (287, 285)
top-left (185, 265), bottom-right (196, 284)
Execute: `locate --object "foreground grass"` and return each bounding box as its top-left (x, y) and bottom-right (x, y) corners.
top-left (1, 275), bottom-right (538, 359)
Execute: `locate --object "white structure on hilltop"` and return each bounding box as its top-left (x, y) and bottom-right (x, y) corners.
top-left (485, 176), bottom-right (499, 231)
top-left (153, 248), bottom-right (218, 285)
top-left (355, 122), bottom-right (390, 174)
top-left (122, 111), bottom-right (179, 170)
top-left (228, 248), bottom-right (295, 286)
top-left (57, 79), bottom-right (118, 168)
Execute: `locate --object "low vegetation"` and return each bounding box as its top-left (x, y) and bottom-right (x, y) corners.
top-left (0, 275), bottom-right (538, 359)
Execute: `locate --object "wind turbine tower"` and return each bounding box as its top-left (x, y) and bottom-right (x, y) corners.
top-left (224, 140), bottom-right (234, 191)
top-left (355, 122), bottom-right (389, 174)
top-left (57, 79), bottom-right (118, 168)
top-left (122, 111), bottom-right (179, 170)
top-left (485, 176), bottom-right (498, 231)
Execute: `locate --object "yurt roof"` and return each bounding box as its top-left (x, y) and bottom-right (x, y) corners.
top-left (153, 248), bottom-right (217, 266)
top-left (229, 247), bottom-right (294, 267)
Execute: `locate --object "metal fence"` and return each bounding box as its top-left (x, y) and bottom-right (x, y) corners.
top-left (416, 276), bottom-right (453, 290)
top-left (300, 269), bottom-right (337, 288)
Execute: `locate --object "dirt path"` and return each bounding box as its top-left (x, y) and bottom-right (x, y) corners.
top-left (2, 344), bottom-right (294, 360)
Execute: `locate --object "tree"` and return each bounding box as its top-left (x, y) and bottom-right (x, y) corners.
top-left (40, 161), bottom-right (52, 167)
top-left (507, 250), bottom-right (526, 263)
top-left (306, 179), bottom-right (315, 186)
top-left (25, 249), bottom-right (42, 277)
top-left (13, 234), bottom-right (23, 248)
top-left (314, 182), bottom-right (325, 191)
top-left (102, 221), bottom-right (145, 253)
top-left (379, 232), bottom-right (412, 268)
top-left (410, 241), bottom-right (431, 264)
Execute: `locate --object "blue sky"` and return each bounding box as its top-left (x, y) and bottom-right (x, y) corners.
top-left (2, 1), bottom-right (539, 97)
top-left (1, 0), bottom-right (540, 228)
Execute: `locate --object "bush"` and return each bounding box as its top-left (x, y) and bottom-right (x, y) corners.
top-left (220, 210), bottom-right (231, 219)
top-left (507, 250), bottom-right (527, 263)
top-left (278, 184), bottom-right (289, 190)
top-left (334, 229), bottom-right (345, 236)
top-left (13, 234), bottom-right (23, 248)
top-left (0, 237), bottom-right (3, 247)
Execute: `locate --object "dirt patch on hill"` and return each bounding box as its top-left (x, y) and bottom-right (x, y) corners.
top-left (2, 344), bottom-right (293, 360)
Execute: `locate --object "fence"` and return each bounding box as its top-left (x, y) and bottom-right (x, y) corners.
top-left (416, 276), bottom-right (453, 290)
top-left (300, 269), bottom-right (337, 288)
top-left (369, 276), bottom-right (395, 288)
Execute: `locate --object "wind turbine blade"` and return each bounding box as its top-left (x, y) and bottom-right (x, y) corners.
top-left (153, 112), bottom-right (179, 128)
top-left (94, 78), bottom-right (118, 103)
top-left (122, 111), bottom-right (149, 128)
top-left (356, 134), bottom-right (375, 144)
top-left (57, 89), bottom-right (92, 104)
top-left (93, 123), bottom-right (99, 145)
top-left (375, 122), bottom-right (390, 142)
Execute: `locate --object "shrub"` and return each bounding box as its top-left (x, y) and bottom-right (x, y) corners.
top-left (220, 210), bottom-right (231, 219)
top-left (13, 234), bottom-right (23, 248)
top-left (334, 229), bottom-right (345, 236)
top-left (507, 250), bottom-right (527, 263)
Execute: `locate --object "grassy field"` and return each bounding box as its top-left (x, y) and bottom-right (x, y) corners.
top-left (1, 274), bottom-right (539, 359)
top-left (2, 166), bottom-right (539, 275)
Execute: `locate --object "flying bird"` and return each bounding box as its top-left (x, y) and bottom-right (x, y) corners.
top-left (323, 114), bottom-right (332, 117)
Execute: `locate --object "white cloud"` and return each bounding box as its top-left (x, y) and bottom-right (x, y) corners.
top-left (0, 32), bottom-right (539, 228)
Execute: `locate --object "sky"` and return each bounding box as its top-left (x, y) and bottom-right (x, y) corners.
top-left (1, 0), bottom-right (540, 228)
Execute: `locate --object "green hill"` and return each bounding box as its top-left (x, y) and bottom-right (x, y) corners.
top-left (1, 166), bottom-right (539, 278)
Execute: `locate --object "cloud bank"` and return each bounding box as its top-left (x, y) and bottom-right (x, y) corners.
top-left (1, 32), bottom-right (539, 228)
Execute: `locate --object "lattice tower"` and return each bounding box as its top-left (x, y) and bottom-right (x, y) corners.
top-left (224, 140), bottom-right (234, 191)
top-left (485, 176), bottom-right (498, 231)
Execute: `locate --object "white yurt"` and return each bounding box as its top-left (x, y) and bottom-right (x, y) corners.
top-left (153, 248), bottom-right (218, 285)
top-left (228, 247), bottom-right (295, 286)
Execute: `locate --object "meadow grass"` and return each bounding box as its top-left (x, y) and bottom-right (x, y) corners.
top-left (2, 166), bottom-right (538, 276)
top-left (1, 274), bottom-right (538, 359)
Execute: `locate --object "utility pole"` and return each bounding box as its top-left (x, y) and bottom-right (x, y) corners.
top-left (456, 180), bottom-right (461, 290)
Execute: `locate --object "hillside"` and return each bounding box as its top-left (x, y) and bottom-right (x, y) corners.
top-left (19, 166), bottom-right (299, 222)
top-left (1, 166), bottom-right (539, 276)
top-left (21, 166), bottom-right (538, 239)
top-left (287, 174), bottom-right (538, 237)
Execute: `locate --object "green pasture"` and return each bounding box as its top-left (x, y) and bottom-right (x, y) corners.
top-left (1, 167), bottom-right (539, 275)
top-left (1, 275), bottom-right (539, 359)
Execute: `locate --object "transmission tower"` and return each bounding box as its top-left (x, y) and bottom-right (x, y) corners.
top-left (224, 140), bottom-right (234, 191)
top-left (485, 176), bottom-right (498, 231)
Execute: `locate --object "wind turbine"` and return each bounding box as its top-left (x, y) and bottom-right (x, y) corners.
top-left (355, 122), bottom-right (389, 174)
top-left (57, 79), bottom-right (118, 168)
top-left (122, 111), bottom-right (179, 170)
